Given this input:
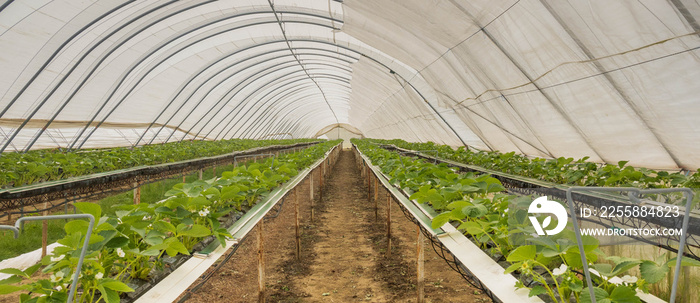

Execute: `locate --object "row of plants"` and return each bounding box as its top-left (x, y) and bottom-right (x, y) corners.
top-left (367, 139), bottom-right (700, 190)
top-left (0, 140), bottom-right (340, 303)
top-left (353, 139), bottom-right (700, 303)
top-left (0, 138), bottom-right (318, 189)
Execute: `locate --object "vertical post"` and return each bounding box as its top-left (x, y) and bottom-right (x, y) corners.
top-left (374, 177), bottom-right (378, 202)
top-left (294, 188), bottom-right (300, 260)
top-left (41, 202), bottom-right (48, 258)
top-left (319, 164), bottom-right (323, 203)
top-left (417, 225), bottom-right (425, 303)
top-left (309, 175), bottom-right (315, 222)
top-left (198, 169), bottom-right (203, 180)
top-left (212, 165), bottom-right (216, 177)
top-left (257, 222), bottom-right (265, 303)
top-left (182, 174), bottom-right (186, 183)
top-left (367, 171), bottom-right (371, 202)
top-left (133, 182), bottom-right (141, 205)
top-left (386, 193), bottom-right (392, 258)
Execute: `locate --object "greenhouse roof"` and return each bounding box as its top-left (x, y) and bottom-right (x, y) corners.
top-left (0, 0), bottom-right (698, 170)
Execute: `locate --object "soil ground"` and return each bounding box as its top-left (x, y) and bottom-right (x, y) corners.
top-left (179, 150), bottom-right (489, 303)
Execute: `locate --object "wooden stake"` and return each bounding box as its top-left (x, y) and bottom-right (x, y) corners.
top-left (319, 165), bottom-right (323, 203)
top-left (417, 225), bottom-right (425, 303)
top-left (367, 171), bottom-right (371, 202)
top-left (294, 189), bottom-right (301, 260)
top-left (133, 182), bottom-right (141, 204)
top-left (182, 174), bottom-right (186, 183)
top-left (41, 202), bottom-right (48, 258)
top-left (212, 165), bottom-right (216, 177)
top-left (198, 169), bottom-right (203, 180)
top-left (374, 177), bottom-right (378, 202)
top-left (386, 193), bottom-right (392, 258)
top-left (309, 176), bottom-right (314, 222)
top-left (257, 222), bottom-right (265, 303)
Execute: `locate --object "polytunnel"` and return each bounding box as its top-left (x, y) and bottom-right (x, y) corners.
top-left (1, 1), bottom-right (700, 303)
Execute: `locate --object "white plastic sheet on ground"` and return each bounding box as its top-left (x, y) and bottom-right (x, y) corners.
top-left (0, 0), bottom-right (698, 169)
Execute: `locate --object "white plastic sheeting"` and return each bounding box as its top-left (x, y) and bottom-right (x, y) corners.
top-left (0, 0), bottom-right (698, 170)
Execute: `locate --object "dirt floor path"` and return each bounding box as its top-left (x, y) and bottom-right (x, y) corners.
top-left (181, 149), bottom-right (489, 302)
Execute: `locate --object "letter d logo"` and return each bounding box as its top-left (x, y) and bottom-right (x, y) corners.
top-left (528, 196), bottom-right (567, 236)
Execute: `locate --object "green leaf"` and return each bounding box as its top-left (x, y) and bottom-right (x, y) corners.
top-left (640, 260), bottom-right (669, 284)
top-left (0, 276), bottom-right (21, 285)
top-left (504, 262), bottom-right (522, 274)
top-left (97, 285), bottom-right (120, 303)
top-left (0, 285), bottom-right (30, 295)
top-left (73, 202), bottom-right (101, 220)
top-left (431, 212), bottom-right (452, 229)
top-left (580, 287), bottom-right (608, 303)
top-left (667, 256), bottom-right (700, 267)
top-left (100, 279), bottom-right (134, 292)
top-left (0, 268), bottom-right (28, 278)
top-left (105, 236), bottom-right (129, 248)
top-left (165, 239), bottom-right (189, 257)
top-left (64, 220), bottom-right (89, 235)
top-left (153, 221), bottom-right (176, 234)
top-left (177, 224), bottom-right (211, 238)
top-left (507, 245), bottom-right (536, 262)
top-left (608, 286), bottom-right (641, 303)
top-left (528, 285), bottom-right (547, 297)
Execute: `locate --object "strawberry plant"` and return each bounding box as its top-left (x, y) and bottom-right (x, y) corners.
top-left (0, 140), bottom-right (340, 302)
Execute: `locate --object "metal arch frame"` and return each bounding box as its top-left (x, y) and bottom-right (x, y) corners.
top-left (210, 69), bottom-right (352, 141)
top-left (223, 76), bottom-right (352, 140)
top-left (140, 51), bottom-right (354, 146)
top-left (236, 78), bottom-right (352, 139)
top-left (233, 79), bottom-right (351, 139)
top-left (189, 63), bottom-right (348, 142)
top-left (159, 47), bottom-right (357, 143)
top-left (246, 91), bottom-right (350, 139)
top-left (0, 0), bottom-right (139, 119)
top-left (177, 44), bottom-right (356, 143)
top-left (70, 16), bottom-right (343, 150)
top-left (233, 79), bottom-right (353, 139)
top-left (1, 0), bottom-right (197, 153)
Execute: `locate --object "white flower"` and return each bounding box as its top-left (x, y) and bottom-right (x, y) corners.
top-left (95, 272), bottom-right (104, 279)
top-left (117, 218), bottom-right (122, 224)
top-left (55, 285), bottom-right (63, 291)
top-left (504, 208), bottom-right (509, 213)
top-left (142, 215), bottom-right (152, 221)
top-left (620, 275), bottom-right (638, 284)
top-left (116, 248), bottom-right (126, 258)
top-left (552, 264), bottom-right (567, 276)
top-left (50, 254), bottom-right (65, 262)
top-left (198, 207), bottom-right (210, 217)
top-left (49, 271), bottom-right (64, 283)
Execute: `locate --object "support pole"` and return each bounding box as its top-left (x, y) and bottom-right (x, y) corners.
top-left (257, 222), bottom-right (265, 303)
top-left (367, 171), bottom-right (371, 202)
top-left (133, 182), bottom-right (141, 205)
top-left (41, 202), bottom-right (48, 258)
top-left (417, 225), bottom-right (425, 303)
top-left (309, 175), bottom-right (314, 222)
top-left (374, 177), bottom-right (378, 202)
top-left (198, 169), bottom-right (203, 180)
top-left (386, 193), bottom-right (392, 258)
top-left (294, 189), bottom-right (301, 260)
top-left (212, 165), bottom-right (216, 177)
top-left (182, 174), bottom-right (186, 183)
top-left (319, 164), bottom-right (323, 203)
